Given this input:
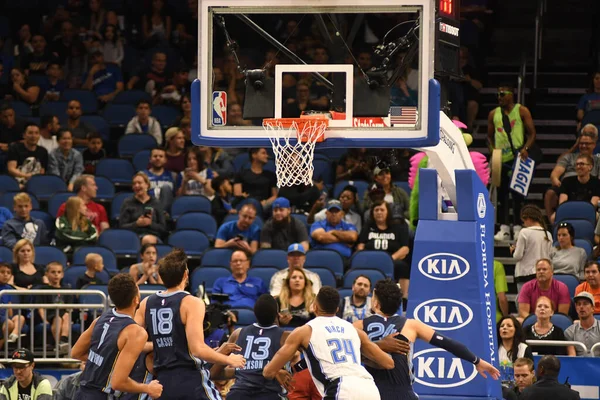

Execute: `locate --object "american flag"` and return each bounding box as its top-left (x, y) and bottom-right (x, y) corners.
top-left (389, 106), bottom-right (418, 125)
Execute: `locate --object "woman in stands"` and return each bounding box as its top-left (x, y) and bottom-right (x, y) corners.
top-left (119, 172), bottom-right (167, 240)
top-left (9, 239), bottom-right (47, 290)
top-left (164, 127), bottom-right (186, 173)
top-left (6, 68), bottom-right (40, 105)
top-left (55, 196), bottom-right (98, 253)
top-left (524, 296), bottom-right (574, 356)
top-left (129, 243), bottom-right (163, 286)
top-left (497, 316), bottom-right (534, 386)
top-left (276, 269), bottom-right (315, 328)
top-left (576, 71), bottom-right (600, 131)
top-left (550, 222), bottom-right (587, 278)
top-left (101, 24), bottom-right (124, 66)
top-left (176, 147), bottom-right (215, 198)
top-left (142, 0), bottom-right (172, 47)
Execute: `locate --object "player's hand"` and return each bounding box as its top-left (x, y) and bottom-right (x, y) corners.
top-left (378, 333), bottom-right (410, 355)
top-left (275, 369), bottom-right (295, 391)
top-left (217, 342), bottom-right (241, 355)
top-left (475, 359), bottom-right (500, 380)
top-left (146, 379), bottom-right (163, 399)
top-left (227, 353), bottom-right (246, 368)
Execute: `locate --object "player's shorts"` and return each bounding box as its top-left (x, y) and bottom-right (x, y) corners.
top-left (325, 377), bottom-right (381, 400)
top-left (156, 367), bottom-right (221, 400)
top-left (73, 386), bottom-right (112, 399)
top-left (376, 383), bottom-right (419, 400)
top-left (227, 389), bottom-right (285, 400)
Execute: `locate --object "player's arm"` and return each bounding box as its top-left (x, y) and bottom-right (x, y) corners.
top-left (356, 327), bottom-right (394, 369)
top-left (209, 328), bottom-right (241, 380)
top-left (71, 318), bottom-right (99, 361)
top-left (264, 326), bottom-right (308, 379)
top-left (112, 325), bottom-right (163, 398)
top-left (134, 298), bottom-right (153, 353)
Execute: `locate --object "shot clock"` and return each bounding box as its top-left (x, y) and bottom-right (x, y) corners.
top-left (435, 0), bottom-right (461, 76)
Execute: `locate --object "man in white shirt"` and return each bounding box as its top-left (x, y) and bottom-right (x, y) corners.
top-left (37, 115), bottom-right (60, 153)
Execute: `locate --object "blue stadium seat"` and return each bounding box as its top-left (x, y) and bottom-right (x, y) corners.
top-left (190, 267), bottom-right (230, 294)
top-left (29, 210), bottom-right (55, 236)
top-left (337, 288), bottom-right (353, 299)
top-left (223, 214), bottom-right (264, 229)
top-left (97, 229), bottom-right (140, 260)
top-left (48, 192), bottom-right (74, 218)
top-left (240, 159), bottom-right (276, 174)
top-left (96, 159), bottom-right (135, 186)
top-left (102, 104), bottom-right (136, 127)
top-left (152, 105), bottom-right (181, 128)
top-left (333, 180), bottom-right (370, 200)
top-left (555, 201), bottom-right (596, 226)
top-left (234, 308), bottom-right (257, 327)
top-left (305, 249), bottom-right (344, 279)
top-left (35, 246), bottom-right (68, 268)
top-left (553, 274), bottom-right (580, 297)
top-left (25, 175), bottom-right (68, 201)
top-left (132, 150), bottom-right (152, 171)
top-left (0, 246), bottom-right (13, 263)
top-left (11, 101), bottom-right (32, 117)
top-left (138, 244), bottom-right (172, 262)
top-left (1, 192), bottom-right (39, 210)
top-left (522, 314), bottom-right (537, 328)
top-left (39, 101), bottom-right (68, 119)
top-left (313, 159), bottom-right (333, 184)
top-left (395, 181), bottom-right (412, 197)
top-left (113, 90), bottom-right (152, 105)
top-left (61, 89), bottom-right (98, 114)
top-left (248, 267), bottom-right (278, 286)
top-left (292, 213), bottom-right (310, 232)
top-left (553, 219), bottom-right (595, 243)
top-left (343, 269), bottom-right (386, 289)
top-left (233, 153), bottom-right (249, 173)
top-left (167, 230), bottom-right (210, 258)
top-left (73, 246), bottom-right (119, 273)
top-left (175, 212), bottom-right (218, 240)
top-left (63, 266), bottom-right (110, 289)
top-left (95, 176), bottom-right (115, 202)
top-left (110, 192), bottom-right (133, 221)
top-left (80, 116), bottom-right (110, 140)
top-left (201, 248), bottom-right (233, 268)
top-left (551, 313), bottom-right (574, 332)
top-left (595, 314), bottom-right (600, 321)
top-left (574, 239), bottom-right (592, 257)
top-left (307, 267), bottom-right (337, 287)
top-left (0, 175), bottom-right (20, 193)
top-left (350, 251), bottom-right (394, 278)
top-left (171, 195), bottom-right (212, 219)
top-left (251, 249), bottom-right (288, 270)
top-left (118, 134), bottom-right (158, 158)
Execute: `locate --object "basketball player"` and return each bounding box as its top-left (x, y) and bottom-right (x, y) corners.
top-left (121, 353), bottom-right (155, 400)
top-left (263, 286), bottom-right (395, 400)
top-left (134, 249), bottom-right (246, 400)
top-left (355, 279), bottom-right (501, 400)
top-left (72, 274), bottom-right (163, 400)
top-left (210, 294), bottom-right (294, 400)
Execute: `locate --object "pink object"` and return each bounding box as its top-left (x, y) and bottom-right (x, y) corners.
top-left (408, 151), bottom-right (490, 189)
top-left (408, 152), bottom-right (427, 189)
top-left (452, 120), bottom-right (468, 130)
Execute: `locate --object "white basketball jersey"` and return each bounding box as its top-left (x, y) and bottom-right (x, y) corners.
top-left (304, 316), bottom-right (374, 396)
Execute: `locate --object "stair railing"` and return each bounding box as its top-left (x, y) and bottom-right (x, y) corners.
top-left (533, 0), bottom-right (547, 89)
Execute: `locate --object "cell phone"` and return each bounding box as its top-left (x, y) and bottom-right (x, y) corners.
top-left (235, 234), bottom-right (245, 240)
top-left (280, 309), bottom-right (290, 315)
top-left (144, 207), bottom-right (153, 218)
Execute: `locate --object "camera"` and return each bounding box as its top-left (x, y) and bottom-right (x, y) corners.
top-left (203, 293), bottom-right (231, 335)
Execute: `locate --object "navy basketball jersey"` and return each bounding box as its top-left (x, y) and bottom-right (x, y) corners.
top-left (363, 314), bottom-right (413, 388)
top-left (145, 290), bottom-right (203, 373)
top-left (121, 352), bottom-right (153, 400)
top-left (79, 309), bottom-right (136, 394)
top-left (231, 324), bottom-right (284, 394)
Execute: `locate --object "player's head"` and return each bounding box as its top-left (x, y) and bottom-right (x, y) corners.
top-left (108, 273), bottom-right (140, 310)
top-left (314, 286), bottom-right (339, 315)
top-left (254, 294), bottom-right (279, 326)
top-left (372, 279), bottom-right (402, 316)
top-left (158, 248), bottom-right (189, 288)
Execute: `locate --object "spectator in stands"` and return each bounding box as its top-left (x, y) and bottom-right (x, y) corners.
top-left (48, 128), bottom-right (84, 191)
top-left (310, 199), bottom-right (358, 261)
top-left (495, 260), bottom-right (510, 323)
top-left (57, 175), bottom-right (110, 233)
top-left (0, 262), bottom-right (26, 344)
top-left (126, 51), bottom-right (169, 94)
top-left (282, 80), bottom-right (311, 118)
top-left (390, 71), bottom-right (418, 107)
top-left (179, 117), bottom-right (192, 146)
top-left (0, 348), bottom-right (53, 399)
top-left (124, 99), bottom-right (163, 145)
top-left (21, 35), bottom-right (55, 77)
top-left (520, 355), bottom-right (580, 400)
top-left (212, 249), bottom-right (268, 309)
top-left (557, 154), bottom-right (600, 211)
top-left (6, 123), bottom-right (48, 187)
top-left (66, 100), bottom-right (95, 146)
top-left (1, 193), bottom-right (48, 249)
top-left (524, 296), bottom-right (573, 356)
top-left (144, 148), bottom-right (175, 211)
top-left (54, 361), bottom-right (84, 400)
top-left (576, 261), bottom-right (600, 313)
top-left (513, 358), bottom-right (535, 397)
top-left (174, 94), bottom-right (192, 127)
top-left (211, 176), bottom-right (236, 226)
top-left (227, 103), bottom-right (253, 127)
top-left (37, 115), bottom-right (60, 153)
top-left (40, 62), bottom-right (66, 103)
top-left (155, 66), bottom-right (190, 106)
top-left (82, 132), bottom-right (105, 174)
top-left (517, 259), bottom-right (571, 320)
top-left (0, 206), bottom-right (12, 232)
top-left (55, 196), bottom-right (98, 252)
top-left (9, 239), bottom-right (48, 290)
top-left (6, 68), bottom-right (40, 105)
top-left (141, 234), bottom-right (159, 246)
top-left (357, 201), bottom-right (411, 310)
top-left (234, 148), bottom-right (278, 209)
top-left (362, 166), bottom-right (410, 220)
top-left (550, 222), bottom-right (587, 278)
top-left (51, 20), bottom-right (86, 69)
top-left (309, 185), bottom-right (362, 232)
top-left (75, 253), bottom-right (106, 289)
top-left (269, 243), bottom-right (321, 297)
top-left (260, 197), bottom-right (310, 251)
top-left (337, 274), bottom-right (373, 323)
top-left (336, 148), bottom-right (371, 182)
top-left (510, 205), bottom-right (552, 290)
top-left (497, 316), bottom-right (534, 385)
top-left (576, 71), bottom-right (600, 131)
top-left (100, 24), bottom-right (124, 66)
top-left (119, 172), bottom-right (167, 240)
top-left (164, 127), bottom-right (186, 173)
top-left (176, 147), bottom-right (215, 198)
top-left (215, 203), bottom-right (260, 254)
top-left (34, 262), bottom-right (73, 352)
top-left (199, 146), bottom-right (234, 178)
top-left (129, 243), bottom-right (162, 286)
top-left (565, 291), bottom-right (600, 356)
top-left (276, 268), bottom-right (315, 328)
top-left (0, 103), bottom-right (27, 151)
top-left (142, 0), bottom-right (172, 47)
top-left (82, 50), bottom-right (123, 104)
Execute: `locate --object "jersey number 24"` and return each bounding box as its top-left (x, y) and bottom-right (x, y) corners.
top-left (327, 339), bottom-right (357, 364)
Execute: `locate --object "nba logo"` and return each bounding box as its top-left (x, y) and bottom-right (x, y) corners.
top-left (212, 91), bottom-right (227, 126)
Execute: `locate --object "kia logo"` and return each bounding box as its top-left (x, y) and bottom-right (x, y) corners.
top-left (418, 253), bottom-right (470, 281)
top-left (413, 348), bottom-right (478, 388)
top-left (412, 299), bottom-right (474, 331)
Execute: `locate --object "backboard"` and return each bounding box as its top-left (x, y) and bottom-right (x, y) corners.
top-left (192, 0), bottom-right (440, 149)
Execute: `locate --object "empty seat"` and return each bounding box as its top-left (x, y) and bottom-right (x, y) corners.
top-left (190, 267), bottom-right (230, 294)
top-left (201, 248), bottom-right (233, 268)
top-left (248, 267), bottom-right (278, 285)
top-left (94, 176), bottom-right (115, 202)
top-left (0, 175), bottom-right (20, 194)
top-left (113, 90), bottom-right (152, 105)
top-left (25, 175), bottom-right (68, 201)
top-left (555, 201), bottom-right (596, 226)
top-left (10, 101), bottom-right (32, 117)
top-left (305, 249), bottom-right (344, 279)
top-left (306, 267), bottom-right (337, 287)
top-left (152, 105), bottom-right (181, 128)
top-left (97, 229), bottom-right (140, 260)
top-left (96, 159), bottom-right (135, 186)
top-left (167, 230), bottom-right (210, 258)
top-left (132, 150), bottom-right (152, 171)
top-left (171, 195), bottom-right (212, 219)
top-left (48, 192), bottom-right (74, 218)
top-left (175, 212), bottom-right (217, 239)
top-left (102, 104), bottom-right (136, 127)
top-left (118, 134), bottom-right (158, 158)
top-left (35, 246), bottom-right (68, 267)
top-left (251, 249), bottom-right (288, 270)
top-left (73, 246), bottom-right (119, 273)
top-left (80, 116), bottom-right (110, 140)
top-left (350, 251), bottom-right (394, 278)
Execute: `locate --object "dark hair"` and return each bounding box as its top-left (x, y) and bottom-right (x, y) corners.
top-left (136, 99), bottom-right (152, 109)
top-left (353, 274), bottom-right (372, 287)
top-left (41, 115), bottom-right (57, 128)
top-left (103, 24), bottom-right (119, 44)
top-left (497, 316), bottom-right (527, 363)
top-left (185, 147), bottom-right (207, 171)
top-left (584, 261), bottom-right (599, 273)
top-left (373, 279), bottom-right (402, 316)
top-left (231, 249), bottom-right (251, 262)
top-left (140, 243), bottom-right (157, 256)
top-left (0, 262), bottom-right (11, 271)
top-left (0, 103), bottom-right (14, 113)
top-left (520, 205), bottom-right (550, 242)
top-left (369, 200), bottom-right (393, 228)
top-left (316, 286), bottom-right (340, 314)
top-left (87, 131), bottom-right (102, 141)
top-left (555, 222), bottom-right (575, 247)
top-left (537, 355), bottom-right (561, 378)
top-left (588, 71), bottom-right (600, 93)
top-left (108, 273), bottom-right (138, 309)
top-left (158, 248), bottom-right (188, 288)
top-left (254, 294), bottom-right (279, 326)
top-left (23, 122), bottom-right (39, 133)
top-left (248, 148), bottom-right (264, 161)
top-left (56, 128), bottom-right (72, 141)
top-left (151, 147), bottom-right (166, 155)
top-left (576, 153), bottom-right (594, 166)
top-left (211, 175), bottom-right (228, 193)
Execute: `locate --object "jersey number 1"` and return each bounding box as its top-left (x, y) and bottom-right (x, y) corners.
top-left (327, 339), bottom-right (357, 364)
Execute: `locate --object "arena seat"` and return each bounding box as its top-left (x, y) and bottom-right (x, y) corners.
top-left (96, 159), bottom-right (136, 187)
top-left (0, 246), bottom-right (13, 263)
top-left (63, 266), bottom-right (110, 289)
top-left (79, 284), bottom-right (109, 306)
top-left (73, 246), bottom-right (119, 273)
top-left (81, 116), bottom-right (110, 140)
top-left (35, 246), bottom-right (68, 268)
top-left (48, 192), bottom-right (74, 218)
top-left (97, 229), bottom-right (140, 260)
top-left (25, 175), bottom-right (68, 201)
top-left (132, 150), bottom-right (152, 171)
top-left (248, 267), bottom-right (278, 285)
top-left (39, 101), bottom-right (68, 120)
top-left (555, 201), bottom-right (596, 226)
top-left (175, 212), bottom-right (217, 240)
top-left (171, 195), bottom-right (212, 219)
top-left (190, 267), bottom-right (230, 294)
top-left (306, 267), bottom-right (337, 287)
top-left (113, 90), bottom-right (152, 105)
top-left (94, 176), bottom-right (116, 202)
top-left (152, 105), bottom-right (181, 128)
top-left (553, 274), bottom-right (580, 297)
top-left (395, 181), bottom-right (412, 197)
top-left (0, 175), bottom-right (20, 194)
top-left (30, 210), bottom-right (55, 237)
top-left (118, 134), bottom-right (158, 158)
top-left (234, 308), bottom-right (257, 327)
top-left (167, 230), bottom-right (210, 258)
top-left (251, 249), bottom-right (288, 270)
top-left (201, 248), bottom-right (233, 269)
top-left (11, 101), bottom-right (32, 117)
top-left (139, 284), bottom-right (167, 299)
top-left (350, 251), bottom-right (394, 278)
top-left (110, 192), bottom-right (133, 222)
top-left (103, 104), bottom-right (137, 127)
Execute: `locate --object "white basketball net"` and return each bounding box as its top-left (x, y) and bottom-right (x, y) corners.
top-left (264, 118), bottom-right (327, 187)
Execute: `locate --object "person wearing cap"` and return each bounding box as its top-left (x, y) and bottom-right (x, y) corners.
top-left (309, 185), bottom-right (362, 232)
top-left (0, 348), bottom-right (53, 399)
top-left (261, 197), bottom-right (310, 251)
top-left (310, 199), bottom-right (359, 260)
top-left (564, 291), bottom-right (600, 356)
top-left (269, 243), bottom-right (322, 297)
top-left (575, 261), bottom-right (600, 313)
top-left (215, 203), bottom-right (261, 254)
top-left (362, 165), bottom-right (410, 220)
top-left (81, 49), bottom-right (123, 103)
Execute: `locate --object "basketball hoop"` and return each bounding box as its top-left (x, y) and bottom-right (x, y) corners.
top-left (263, 117), bottom-right (328, 187)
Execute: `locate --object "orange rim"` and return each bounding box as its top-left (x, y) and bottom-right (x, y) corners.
top-left (263, 117), bottom-right (328, 142)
